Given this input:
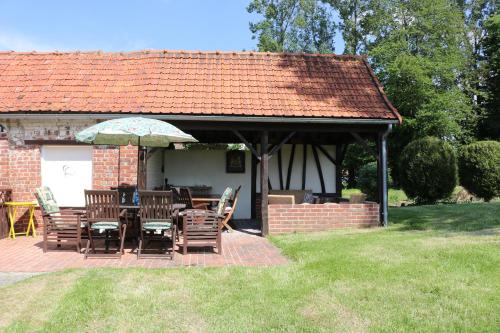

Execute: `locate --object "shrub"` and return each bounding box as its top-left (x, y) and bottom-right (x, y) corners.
top-left (458, 141), bottom-right (500, 201)
top-left (358, 162), bottom-right (392, 201)
top-left (399, 137), bottom-right (457, 204)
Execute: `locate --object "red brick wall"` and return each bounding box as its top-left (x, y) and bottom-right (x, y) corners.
top-left (268, 203), bottom-right (380, 234)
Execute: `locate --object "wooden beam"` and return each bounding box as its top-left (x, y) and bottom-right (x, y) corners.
top-left (335, 144), bottom-right (345, 197)
top-left (351, 132), bottom-right (379, 161)
top-left (311, 145), bottom-right (326, 193)
top-left (286, 144), bottom-right (296, 190)
top-left (251, 153), bottom-right (257, 219)
top-left (277, 149), bottom-right (284, 190)
top-left (260, 131), bottom-right (269, 236)
top-left (232, 130), bottom-right (260, 160)
top-left (302, 144), bottom-right (307, 190)
top-left (269, 132), bottom-right (296, 157)
top-left (316, 145), bottom-right (336, 165)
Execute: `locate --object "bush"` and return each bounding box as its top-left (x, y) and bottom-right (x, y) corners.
top-left (458, 141), bottom-right (500, 201)
top-left (358, 162), bottom-right (392, 201)
top-left (399, 137), bottom-right (457, 204)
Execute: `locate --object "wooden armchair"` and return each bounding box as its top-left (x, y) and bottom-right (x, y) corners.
top-left (84, 190), bottom-right (126, 259)
top-left (175, 187), bottom-right (210, 210)
top-left (182, 209), bottom-right (221, 255)
top-left (34, 187), bottom-right (84, 253)
top-left (138, 190), bottom-right (176, 259)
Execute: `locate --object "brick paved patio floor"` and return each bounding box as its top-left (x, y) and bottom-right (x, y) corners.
top-left (0, 231), bottom-right (288, 272)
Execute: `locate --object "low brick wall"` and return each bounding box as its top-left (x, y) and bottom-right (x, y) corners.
top-left (268, 202), bottom-right (380, 234)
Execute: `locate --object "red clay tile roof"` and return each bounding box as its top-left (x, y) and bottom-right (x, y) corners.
top-left (0, 50), bottom-right (401, 122)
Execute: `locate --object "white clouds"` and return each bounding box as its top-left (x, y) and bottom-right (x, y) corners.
top-left (0, 30), bottom-right (61, 51)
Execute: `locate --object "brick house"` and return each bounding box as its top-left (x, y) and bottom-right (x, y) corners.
top-left (0, 50), bottom-right (401, 235)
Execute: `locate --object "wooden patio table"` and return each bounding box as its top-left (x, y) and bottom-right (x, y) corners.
top-left (5, 201), bottom-right (37, 239)
top-left (191, 196), bottom-right (220, 208)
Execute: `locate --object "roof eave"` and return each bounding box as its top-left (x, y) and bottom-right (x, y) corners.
top-left (0, 112), bottom-right (399, 125)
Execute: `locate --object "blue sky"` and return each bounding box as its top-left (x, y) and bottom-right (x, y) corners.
top-left (0, 0), bottom-right (344, 53)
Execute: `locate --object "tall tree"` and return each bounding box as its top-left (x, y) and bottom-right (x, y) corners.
top-left (479, 14), bottom-right (500, 139)
top-left (248, 0), bottom-right (336, 53)
top-left (323, 0), bottom-right (371, 54)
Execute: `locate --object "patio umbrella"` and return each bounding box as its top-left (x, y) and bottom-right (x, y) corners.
top-left (75, 117), bottom-right (197, 188)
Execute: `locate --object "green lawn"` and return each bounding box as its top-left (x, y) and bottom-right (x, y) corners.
top-left (1, 203), bottom-right (499, 332)
top-left (343, 188), bottom-right (409, 206)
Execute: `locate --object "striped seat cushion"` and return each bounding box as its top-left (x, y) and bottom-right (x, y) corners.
top-left (142, 220), bottom-right (172, 232)
top-left (90, 221), bottom-right (119, 233)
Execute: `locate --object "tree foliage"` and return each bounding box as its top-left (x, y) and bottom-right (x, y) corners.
top-left (479, 14), bottom-right (500, 139)
top-left (343, 143), bottom-right (375, 187)
top-left (248, 0), bottom-right (498, 188)
top-left (248, 0), bottom-right (337, 53)
top-left (358, 161), bottom-right (392, 201)
top-left (458, 141), bottom-right (500, 201)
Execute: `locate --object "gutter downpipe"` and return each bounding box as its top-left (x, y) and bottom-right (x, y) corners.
top-left (381, 124), bottom-right (392, 227)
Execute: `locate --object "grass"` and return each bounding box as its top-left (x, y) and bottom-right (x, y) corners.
top-left (1, 203), bottom-right (499, 332)
top-left (343, 188), bottom-right (409, 206)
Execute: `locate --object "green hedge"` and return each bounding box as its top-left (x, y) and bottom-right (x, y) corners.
top-left (399, 137), bottom-right (457, 204)
top-left (458, 141), bottom-right (500, 201)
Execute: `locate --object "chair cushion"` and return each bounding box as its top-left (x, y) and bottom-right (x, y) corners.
top-left (142, 220), bottom-right (172, 232)
top-left (216, 187), bottom-right (233, 216)
top-left (90, 221), bottom-right (119, 233)
top-left (35, 187), bottom-right (60, 215)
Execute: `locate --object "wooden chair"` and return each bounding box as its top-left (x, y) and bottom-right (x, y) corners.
top-left (138, 190), bottom-right (176, 259)
top-left (111, 186), bottom-right (136, 205)
top-left (34, 187), bottom-right (84, 253)
top-left (183, 209), bottom-right (221, 255)
top-left (84, 190), bottom-right (126, 259)
top-left (175, 187), bottom-right (210, 210)
top-left (220, 186), bottom-right (241, 232)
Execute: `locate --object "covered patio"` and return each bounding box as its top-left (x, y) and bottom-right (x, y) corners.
top-left (0, 50), bottom-right (401, 241)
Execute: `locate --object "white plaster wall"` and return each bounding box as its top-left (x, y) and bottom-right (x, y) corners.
top-left (146, 149), bottom-right (165, 190)
top-left (151, 144), bottom-right (337, 219)
top-left (161, 149), bottom-right (252, 219)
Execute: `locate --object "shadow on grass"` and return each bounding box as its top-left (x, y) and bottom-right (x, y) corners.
top-left (389, 202), bottom-right (500, 235)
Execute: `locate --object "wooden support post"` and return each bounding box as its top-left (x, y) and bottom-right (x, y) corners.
top-left (286, 144), bottom-right (296, 190)
top-left (335, 144), bottom-right (344, 197)
top-left (277, 150), bottom-right (284, 190)
top-left (260, 131), bottom-right (269, 236)
top-left (251, 153), bottom-right (257, 219)
top-left (302, 144), bottom-right (307, 190)
top-left (311, 145), bottom-right (326, 193)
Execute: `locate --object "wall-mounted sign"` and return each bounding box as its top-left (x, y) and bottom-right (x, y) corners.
top-left (226, 150), bottom-right (245, 173)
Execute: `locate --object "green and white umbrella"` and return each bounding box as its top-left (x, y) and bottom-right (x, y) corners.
top-left (76, 117), bottom-right (197, 189)
top-left (75, 117), bottom-right (197, 147)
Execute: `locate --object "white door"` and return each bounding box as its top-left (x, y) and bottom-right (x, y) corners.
top-left (41, 146), bottom-right (93, 207)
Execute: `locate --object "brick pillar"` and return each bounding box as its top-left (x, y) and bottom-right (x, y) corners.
top-left (8, 144), bottom-right (42, 229)
top-left (92, 146), bottom-right (119, 189)
top-left (118, 145), bottom-right (138, 186)
top-left (0, 133), bottom-right (9, 188)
